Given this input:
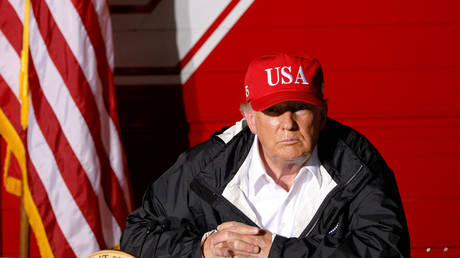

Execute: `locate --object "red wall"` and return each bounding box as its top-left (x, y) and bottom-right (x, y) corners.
top-left (1, 0), bottom-right (459, 256)
top-left (183, 0), bottom-right (460, 256)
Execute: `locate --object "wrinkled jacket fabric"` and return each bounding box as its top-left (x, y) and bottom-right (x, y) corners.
top-left (120, 118), bottom-right (410, 257)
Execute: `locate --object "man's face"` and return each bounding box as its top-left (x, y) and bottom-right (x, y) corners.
top-left (245, 101), bottom-right (327, 163)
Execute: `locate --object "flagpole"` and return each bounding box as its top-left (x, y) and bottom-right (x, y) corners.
top-left (19, 0), bottom-right (31, 255)
top-left (19, 193), bottom-right (30, 258)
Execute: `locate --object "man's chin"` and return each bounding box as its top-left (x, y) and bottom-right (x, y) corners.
top-left (278, 152), bottom-right (311, 164)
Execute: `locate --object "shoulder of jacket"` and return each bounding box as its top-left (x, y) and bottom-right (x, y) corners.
top-left (212, 119), bottom-right (249, 144)
top-left (162, 120), bottom-right (252, 177)
top-left (320, 118), bottom-right (389, 173)
top-left (186, 119), bottom-right (250, 156)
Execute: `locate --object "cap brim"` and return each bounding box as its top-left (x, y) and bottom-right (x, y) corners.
top-left (250, 91), bottom-right (324, 111)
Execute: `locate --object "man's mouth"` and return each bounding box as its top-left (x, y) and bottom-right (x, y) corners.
top-left (279, 138), bottom-right (300, 144)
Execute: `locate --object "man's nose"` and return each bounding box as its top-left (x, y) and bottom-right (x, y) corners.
top-left (280, 111), bottom-right (298, 130)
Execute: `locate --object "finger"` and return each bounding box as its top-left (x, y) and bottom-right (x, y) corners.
top-left (211, 230), bottom-right (259, 247)
top-left (217, 221), bottom-right (260, 234)
top-left (212, 241), bottom-right (260, 257)
top-left (211, 242), bottom-right (233, 257)
top-left (229, 239), bottom-right (260, 254)
top-left (213, 240), bottom-right (260, 255)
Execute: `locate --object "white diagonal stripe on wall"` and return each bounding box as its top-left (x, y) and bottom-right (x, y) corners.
top-left (180, 0), bottom-right (254, 84)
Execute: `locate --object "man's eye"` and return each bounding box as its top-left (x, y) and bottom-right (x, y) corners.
top-left (294, 104), bottom-right (311, 112)
top-left (296, 104), bottom-right (307, 110)
top-left (266, 107), bottom-right (276, 112)
top-left (263, 106), bottom-right (281, 115)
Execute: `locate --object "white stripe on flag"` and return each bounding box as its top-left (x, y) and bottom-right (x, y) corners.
top-left (27, 3), bottom-right (123, 245)
top-left (8, 0), bottom-right (123, 247)
top-left (92, 0), bottom-right (114, 70)
top-left (45, 0), bottom-right (131, 207)
top-left (6, 0), bottom-right (132, 255)
top-left (27, 104), bottom-right (100, 257)
top-left (25, 2), bottom-right (101, 200)
top-left (0, 30), bottom-right (21, 98)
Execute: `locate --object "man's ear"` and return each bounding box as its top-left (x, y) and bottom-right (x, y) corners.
top-left (244, 111), bottom-right (257, 135)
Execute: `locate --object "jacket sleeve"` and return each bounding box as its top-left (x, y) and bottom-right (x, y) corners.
top-left (268, 169), bottom-right (410, 258)
top-left (120, 152), bottom-right (206, 257)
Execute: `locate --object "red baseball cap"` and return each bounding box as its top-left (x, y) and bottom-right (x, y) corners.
top-left (244, 53), bottom-right (325, 111)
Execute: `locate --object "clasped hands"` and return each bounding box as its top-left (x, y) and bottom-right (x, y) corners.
top-left (202, 221), bottom-right (273, 258)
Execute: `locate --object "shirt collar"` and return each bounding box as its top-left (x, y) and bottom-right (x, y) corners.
top-left (246, 135), bottom-right (322, 196)
top-left (297, 146), bottom-right (322, 186)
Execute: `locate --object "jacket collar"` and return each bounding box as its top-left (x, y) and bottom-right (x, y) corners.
top-left (202, 118), bottom-right (375, 193)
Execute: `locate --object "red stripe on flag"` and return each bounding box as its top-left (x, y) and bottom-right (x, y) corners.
top-left (0, 76), bottom-right (24, 182)
top-left (0, 0), bottom-right (22, 54)
top-left (0, 2), bottom-right (26, 145)
top-left (71, 0), bottom-right (121, 131)
top-left (2, 6), bottom-right (107, 246)
top-left (28, 60), bottom-right (107, 249)
top-left (0, 75), bottom-right (22, 133)
top-left (30, 0), bottom-right (129, 228)
top-left (70, 0), bottom-right (132, 212)
top-left (27, 159), bottom-right (76, 257)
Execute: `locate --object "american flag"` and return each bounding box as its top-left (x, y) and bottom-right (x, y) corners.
top-left (0, 0), bottom-right (133, 257)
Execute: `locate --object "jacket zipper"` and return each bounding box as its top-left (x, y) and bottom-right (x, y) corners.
top-left (139, 221), bottom-right (166, 257)
top-left (192, 178), bottom-right (259, 227)
top-left (301, 164), bottom-right (364, 238)
top-left (152, 224), bottom-right (165, 258)
top-left (215, 193), bottom-right (260, 227)
top-left (195, 164), bottom-right (365, 238)
top-left (139, 221), bottom-right (154, 256)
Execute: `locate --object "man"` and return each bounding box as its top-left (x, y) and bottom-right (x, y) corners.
top-left (120, 53), bottom-right (410, 257)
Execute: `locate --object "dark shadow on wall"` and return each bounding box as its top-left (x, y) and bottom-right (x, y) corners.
top-left (111, 0), bottom-right (189, 208)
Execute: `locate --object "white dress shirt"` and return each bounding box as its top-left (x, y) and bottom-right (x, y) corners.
top-left (222, 135), bottom-right (337, 237)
